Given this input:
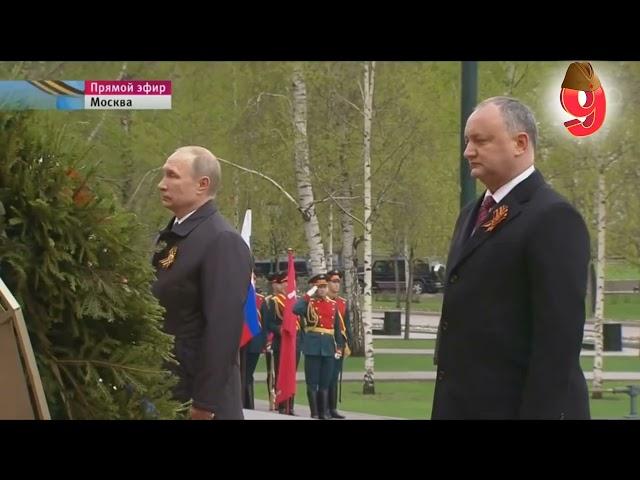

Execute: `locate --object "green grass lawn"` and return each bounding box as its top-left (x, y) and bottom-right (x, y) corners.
top-left (374, 339), bottom-right (436, 349)
top-left (606, 261), bottom-right (640, 281)
top-left (373, 295), bottom-right (443, 313)
top-left (589, 381), bottom-right (640, 419)
top-left (605, 294), bottom-right (640, 321)
top-left (343, 354), bottom-right (640, 373)
top-left (580, 356), bottom-right (640, 372)
top-left (340, 355), bottom-right (434, 372)
top-left (253, 380), bottom-right (638, 419)
top-left (254, 352), bottom-right (639, 375)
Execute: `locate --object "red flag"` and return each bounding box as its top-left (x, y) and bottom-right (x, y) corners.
top-left (275, 250), bottom-right (297, 405)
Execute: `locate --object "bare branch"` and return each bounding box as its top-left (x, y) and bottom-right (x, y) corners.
top-left (369, 148), bottom-right (414, 226)
top-left (335, 92), bottom-right (365, 116)
top-left (45, 62), bottom-right (65, 78)
top-left (270, 128), bottom-right (290, 147)
top-left (312, 192), bottom-right (362, 205)
top-left (87, 62), bottom-right (128, 144)
top-left (331, 199), bottom-right (365, 228)
top-left (126, 167), bottom-right (162, 210)
top-left (372, 123), bottom-right (422, 177)
top-left (255, 91), bottom-right (292, 111)
top-left (321, 190), bottom-right (365, 228)
top-left (217, 156), bottom-right (303, 214)
top-left (513, 63), bottom-right (529, 90)
top-left (10, 61), bottom-right (25, 78)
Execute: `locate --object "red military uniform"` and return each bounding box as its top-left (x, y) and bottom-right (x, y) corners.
top-left (293, 273), bottom-right (344, 419)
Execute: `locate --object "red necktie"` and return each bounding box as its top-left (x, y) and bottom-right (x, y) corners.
top-left (473, 195), bottom-right (496, 234)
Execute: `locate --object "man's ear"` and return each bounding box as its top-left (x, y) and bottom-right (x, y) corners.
top-left (198, 176), bottom-right (211, 194)
top-left (514, 132), bottom-right (529, 156)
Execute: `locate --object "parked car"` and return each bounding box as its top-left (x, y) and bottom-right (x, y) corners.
top-left (253, 257), bottom-right (311, 279)
top-left (358, 258), bottom-right (445, 294)
top-left (253, 260), bottom-right (274, 279)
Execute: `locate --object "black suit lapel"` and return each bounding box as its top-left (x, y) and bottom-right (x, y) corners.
top-left (448, 169), bottom-right (547, 275)
top-left (445, 198), bottom-right (481, 282)
top-left (453, 196), bottom-right (523, 272)
top-left (151, 201), bottom-right (218, 269)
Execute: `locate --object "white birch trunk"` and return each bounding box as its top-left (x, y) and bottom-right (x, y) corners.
top-left (292, 65), bottom-right (326, 274)
top-left (362, 61), bottom-right (376, 394)
top-left (592, 168), bottom-right (606, 397)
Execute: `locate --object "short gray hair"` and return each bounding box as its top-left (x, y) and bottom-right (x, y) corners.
top-left (477, 96), bottom-right (538, 152)
top-left (174, 146), bottom-right (221, 197)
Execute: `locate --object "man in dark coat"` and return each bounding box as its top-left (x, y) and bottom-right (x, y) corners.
top-left (432, 97), bottom-right (591, 420)
top-left (152, 146), bottom-right (252, 420)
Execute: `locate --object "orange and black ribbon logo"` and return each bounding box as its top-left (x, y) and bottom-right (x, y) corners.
top-left (28, 80), bottom-right (84, 97)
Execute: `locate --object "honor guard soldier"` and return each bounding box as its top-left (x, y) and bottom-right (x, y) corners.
top-left (265, 271), bottom-right (304, 414)
top-left (294, 273), bottom-right (344, 419)
top-left (326, 269), bottom-right (351, 419)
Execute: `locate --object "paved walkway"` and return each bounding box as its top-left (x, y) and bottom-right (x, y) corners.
top-left (243, 399), bottom-right (401, 420)
top-left (375, 348), bottom-right (640, 357)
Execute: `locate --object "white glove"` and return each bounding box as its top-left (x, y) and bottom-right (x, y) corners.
top-left (306, 285), bottom-right (318, 297)
top-left (334, 351), bottom-right (343, 359)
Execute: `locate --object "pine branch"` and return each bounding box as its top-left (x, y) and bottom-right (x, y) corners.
top-left (56, 358), bottom-right (169, 375)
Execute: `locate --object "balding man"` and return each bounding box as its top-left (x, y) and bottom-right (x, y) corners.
top-left (152, 146), bottom-right (252, 420)
top-left (432, 97), bottom-right (590, 420)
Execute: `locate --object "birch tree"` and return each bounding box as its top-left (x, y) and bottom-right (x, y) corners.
top-left (362, 61), bottom-right (376, 394)
top-left (292, 64), bottom-right (326, 274)
top-left (591, 162), bottom-right (607, 397)
top-left (591, 148), bottom-right (627, 396)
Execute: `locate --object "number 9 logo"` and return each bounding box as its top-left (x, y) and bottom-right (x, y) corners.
top-left (560, 86), bottom-right (606, 137)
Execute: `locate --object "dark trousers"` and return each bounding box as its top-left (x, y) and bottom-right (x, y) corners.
top-left (245, 352), bottom-right (261, 384)
top-left (304, 354), bottom-right (335, 419)
top-left (304, 355), bottom-right (335, 390)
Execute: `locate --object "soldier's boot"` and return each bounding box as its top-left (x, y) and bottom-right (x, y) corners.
top-left (328, 384), bottom-right (345, 419)
top-left (288, 395), bottom-right (295, 416)
top-left (246, 382), bottom-right (255, 410)
top-left (306, 388), bottom-right (319, 419)
top-left (318, 389), bottom-right (331, 420)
